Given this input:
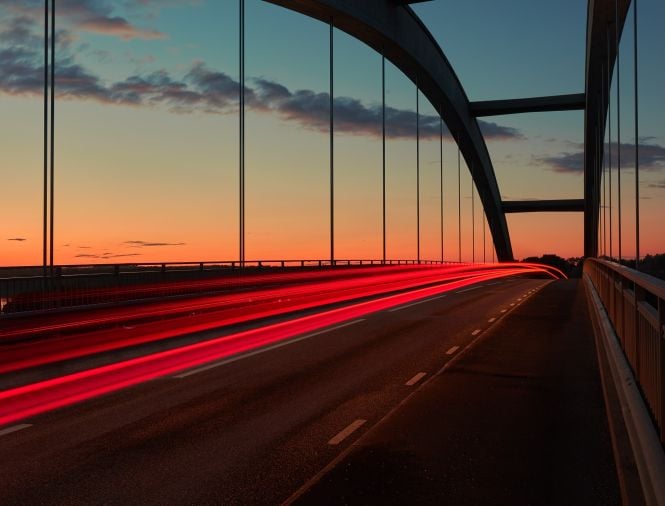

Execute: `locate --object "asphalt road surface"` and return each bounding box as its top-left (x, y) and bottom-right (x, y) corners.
top-left (0, 277), bottom-right (616, 505)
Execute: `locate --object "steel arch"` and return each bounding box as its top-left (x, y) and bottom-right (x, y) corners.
top-left (266, 0), bottom-right (514, 261)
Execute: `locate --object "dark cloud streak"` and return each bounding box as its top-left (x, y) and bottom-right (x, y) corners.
top-left (0, 0), bottom-right (165, 40)
top-left (124, 240), bottom-right (186, 247)
top-left (0, 13), bottom-right (522, 141)
top-left (75, 253), bottom-right (142, 259)
top-left (540, 141), bottom-right (665, 175)
top-left (647, 180), bottom-right (665, 189)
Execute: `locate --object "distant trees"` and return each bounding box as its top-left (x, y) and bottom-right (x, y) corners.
top-left (522, 253), bottom-right (665, 282)
top-left (521, 254), bottom-right (580, 278)
top-left (613, 253), bottom-right (665, 281)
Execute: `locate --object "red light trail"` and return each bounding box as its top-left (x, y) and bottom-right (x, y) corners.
top-left (0, 263), bottom-right (561, 427)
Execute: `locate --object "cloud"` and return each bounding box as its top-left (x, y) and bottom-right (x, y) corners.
top-left (500, 196), bottom-right (538, 201)
top-left (478, 120), bottom-right (524, 141)
top-left (0, 15), bottom-right (40, 47)
top-left (0, 14), bottom-right (522, 142)
top-left (539, 141), bottom-right (665, 174)
top-left (77, 16), bottom-right (164, 41)
top-left (75, 252), bottom-right (142, 258)
top-left (540, 150), bottom-right (585, 174)
top-left (123, 240), bottom-right (186, 247)
top-left (7, 237), bottom-right (27, 242)
top-left (647, 180), bottom-right (665, 189)
top-left (0, 46), bottom-right (111, 100)
top-left (251, 77), bottom-right (521, 141)
top-left (0, 0), bottom-right (166, 40)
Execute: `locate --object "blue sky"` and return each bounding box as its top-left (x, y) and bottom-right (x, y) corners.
top-left (412, 0), bottom-right (588, 100)
top-left (0, 0), bottom-right (663, 264)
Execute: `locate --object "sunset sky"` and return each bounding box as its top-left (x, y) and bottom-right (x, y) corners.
top-left (1, 0), bottom-right (664, 266)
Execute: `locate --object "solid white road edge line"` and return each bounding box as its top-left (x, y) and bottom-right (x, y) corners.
top-left (0, 424), bottom-right (32, 437)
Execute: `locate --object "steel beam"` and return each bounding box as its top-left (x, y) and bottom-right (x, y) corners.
top-left (265, 0), bottom-right (513, 260)
top-left (584, 0), bottom-right (630, 257)
top-left (502, 199), bottom-right (585, 214)
top-left (470, 93), bottom-right (586, 117)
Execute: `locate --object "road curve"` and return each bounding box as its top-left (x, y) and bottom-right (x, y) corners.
top-left (0, 277), bottom-right (546, 504)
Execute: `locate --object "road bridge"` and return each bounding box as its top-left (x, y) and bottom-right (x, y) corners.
top-left (0, 0), bottom-right (664, 504)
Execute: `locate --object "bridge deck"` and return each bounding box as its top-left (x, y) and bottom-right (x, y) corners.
top-left (296, 280), bottom-right (622, 504)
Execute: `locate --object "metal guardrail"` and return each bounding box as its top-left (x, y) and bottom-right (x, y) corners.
top-left (0, 259), bottom-right (457, 316)
top-left (585, 258), bottom-right (665, 443)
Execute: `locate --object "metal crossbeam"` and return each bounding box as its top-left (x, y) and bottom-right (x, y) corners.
top-left (502, 199), bottom-right (585, 214)
top-left (469, 94), bottom-right (586, 117)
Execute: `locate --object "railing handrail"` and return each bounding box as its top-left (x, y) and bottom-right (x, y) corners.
top-left (0, 259), bottom-right (466, 281)
top-left (584, 257), bottom-right (665, 445)
top-left (587, 258), bottom-right (665, 299)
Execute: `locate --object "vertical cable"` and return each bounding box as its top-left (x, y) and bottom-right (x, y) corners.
top-left (471, 178), bottom-right (475, 263)
top-left (603, 136), bottom-right (607, 257)
top-left (483, 212), bottom-right (486, 263)
top-left (439, 114), bottom-right (444, 263)
top-left (382, 52), bottom-right (386, 264)
top-left (43, 0), bottom-right (49, 276)
top-left (49, 0), bottom-right (55, 271)
top-left (239, 0), bottom-right (245, 265)
top-left (633, 0), bottom-right (640, 269)
top-left (329, 19), bottom-right (334, 265)
top-left (602, 117), bottom-right (606, 257)
top-left (457, 142), bottom-right (461, 262)
top-left (416, 81), bottom-right (420, 263)
top-left (600, 77), bottom-right (605, 258)
top-left (607, 30), bottom-right (613, 260)
top-left (615, 0), bottom-right (622, 263)
top-left (596, 101), bottom-right (601, 257)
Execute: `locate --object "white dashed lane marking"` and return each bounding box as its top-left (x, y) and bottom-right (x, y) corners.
top-left (456, 286), bottom-right (481, 294)
top-left (405, 372), bottom-right (427, 386)
top-left (328, 420), bottom-right (366, 445)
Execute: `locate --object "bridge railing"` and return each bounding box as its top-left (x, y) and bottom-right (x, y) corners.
top-left (584, 258), bottom-right (665, 443)
top-left (0, 259), bottom-right (458, 317)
